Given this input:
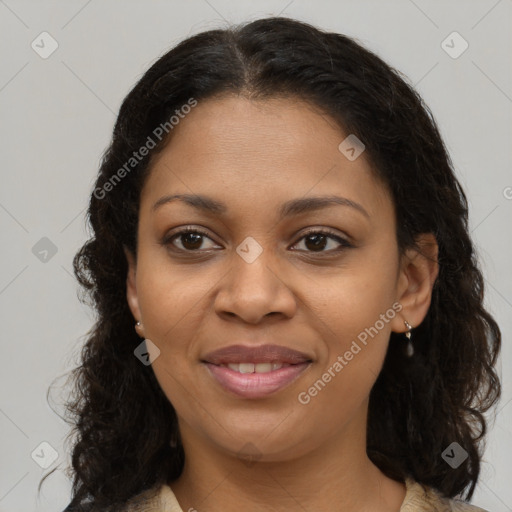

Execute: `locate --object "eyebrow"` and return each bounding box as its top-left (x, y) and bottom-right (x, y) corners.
top-left (152, 193), bottom-right (370, 219)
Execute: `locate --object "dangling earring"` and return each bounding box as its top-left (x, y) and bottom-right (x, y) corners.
top-left (404, 320), bottom-right (413, 357)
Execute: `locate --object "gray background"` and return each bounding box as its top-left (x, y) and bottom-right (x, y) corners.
top-left (0, 1), bottom-right (511, 511)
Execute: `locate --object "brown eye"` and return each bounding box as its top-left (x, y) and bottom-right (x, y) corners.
top-left (178, 232), bottom-right (204, 250)
top-left (292, 230), bottom-right (352, 254)
top-left (163, 227), bottom-right (352, 255)
top-left (304, 233), bottom-right (328, 251)
top-left (164, 228), bottom-right (218, 252)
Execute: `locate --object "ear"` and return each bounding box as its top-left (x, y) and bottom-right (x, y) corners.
top-left (124, 246), bottom-right (141, 322)
top-left (390, 233), bottom-right (439, 334)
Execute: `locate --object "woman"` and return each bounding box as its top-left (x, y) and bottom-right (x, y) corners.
top-left (59, 16), bottom-right (501, 511)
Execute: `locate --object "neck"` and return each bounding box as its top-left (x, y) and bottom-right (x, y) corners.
top-left (170, 409), bottom-right (406, 512)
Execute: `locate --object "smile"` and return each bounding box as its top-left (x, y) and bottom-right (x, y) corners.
top-left (203, 361), bottom-right (311, 399)
top-left (222, 362), bottom-right (291, 373)
top-left (201, 343), bottom-right (313, 399)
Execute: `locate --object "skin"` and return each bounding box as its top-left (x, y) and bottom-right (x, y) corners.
top-left (125, 95), bottom-right (439, 512)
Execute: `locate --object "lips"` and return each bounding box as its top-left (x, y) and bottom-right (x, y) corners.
top-left (202, 344), bottom-right (312, 365)
top-left (201, 344), bottom-right (313, 399)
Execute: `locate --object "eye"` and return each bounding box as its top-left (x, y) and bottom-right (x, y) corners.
top-left (163, 227), bottom-right (219, 252)
top-left (291, 229), bottom-right (353, 254)
top-left (163, 227), bottom-right (352, 255)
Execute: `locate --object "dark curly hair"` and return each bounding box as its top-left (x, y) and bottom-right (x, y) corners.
top-left (45, 16), bottom-right (501, 511)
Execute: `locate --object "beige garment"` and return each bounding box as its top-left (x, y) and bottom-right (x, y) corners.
top-left (124, 477), bottom-right (489, 511)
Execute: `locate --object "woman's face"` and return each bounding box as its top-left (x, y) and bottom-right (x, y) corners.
top-left (126, 95), bottom-right (424, 462)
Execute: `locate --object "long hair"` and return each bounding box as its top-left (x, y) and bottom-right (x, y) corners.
top-left (48, 17), bottom-right (501, 510)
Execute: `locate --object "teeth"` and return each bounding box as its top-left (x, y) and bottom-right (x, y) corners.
top-left (255, 363), bottom-right (272, 373)
top-left (225, 362), bottom-right (290, 373)
top-left (239, 363), bottom-right (254, 374)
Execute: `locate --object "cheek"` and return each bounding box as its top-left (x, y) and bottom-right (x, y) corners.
top-left (297, 254), bottom-right (399, 401)
top-left (136, 264), bottom-right (206, 410)
top-left (136, 254), bottom-right (209, 335)
top-left (295, 287), bottom-right (396, 435)
top-left (134, 265), bottom-right (213, 406)
top-left (305, 251), bottom-right (399, 339)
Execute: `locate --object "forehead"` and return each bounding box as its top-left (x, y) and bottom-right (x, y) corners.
top-left (140, 95), bottom-right (393, 222)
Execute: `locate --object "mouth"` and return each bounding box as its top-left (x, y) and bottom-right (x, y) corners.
top-left (201, 344), bottom-right (313, 398)
top-left (219, 362), bottom-right (294, 373)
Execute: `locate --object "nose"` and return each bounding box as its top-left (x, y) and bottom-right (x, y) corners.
top-left (214, 245), bottom-right (297, 325)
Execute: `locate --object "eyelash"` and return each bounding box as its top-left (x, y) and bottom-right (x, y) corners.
top-left (162, 226), bottom-right (353, 255)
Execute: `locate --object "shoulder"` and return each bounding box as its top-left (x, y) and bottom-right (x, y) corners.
top-left (124, 483), bottom-right (183, 512)
top-left (62, 484), bottom-right (181, 512)
top-left (401, 477), bottom-right (489, 512)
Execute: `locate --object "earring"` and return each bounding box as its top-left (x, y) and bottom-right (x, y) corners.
top-left (135, 320), bottom-right (144, 337)
top-left (404, 320), bottom-right (413, 357)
